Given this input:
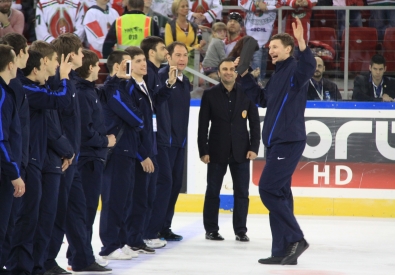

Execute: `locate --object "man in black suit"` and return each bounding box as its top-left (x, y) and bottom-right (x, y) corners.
top-left (197, 57), bottom-right (260, 242)
top-left (352, 54), bottom-right (395, 102)
top-left (307, 57), bottom-right (342, 101)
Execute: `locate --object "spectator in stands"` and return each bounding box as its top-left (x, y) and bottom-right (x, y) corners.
top-left (367, 0), bottom-right (395, 41)
top-left (144, 0), bottom-right (170, 37)
top-left (165, 0), bottom-right (206, 81)
top-left (307, 56), bottom-right (342, 100)
top-left (102, 0), bottom-right (159, 58)
top-left (35, 0), bottom-right (85, 42)
top-left (333, 0), bottom-right (363, 40)
top-left (189, 0), bottom-right (223, 26)
top-left (0, 0), bottom-right (24, 36)
top-left (83, 0), bottom-right (119, 58)
top-left (352, 54), bottom-right (395, 101)
top-left (202, 22), bottom-right (227, 80)
top-left (224, 12), bottom-right (244, 56)
top-left (240, 0), bottom-right (280, 86)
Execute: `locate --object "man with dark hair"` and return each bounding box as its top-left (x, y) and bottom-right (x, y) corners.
top-left (224, 12), bottom-right (244, 56)
top-left (0, 0), bottom-right (24, 36)
top-left (102, 0), bottom-right (160, 58)
top-left (242, 18), bottom-right (315, 265)
top-left (156, 41), bottom-right (191, 242)
top-left (308, 57), bottom-right (342, 101)
top-left (44, 33), bottom-right (111, 274)
top-left (0, 32), bottom-right (29, 270)
top-left (0, 44), bottom-right (25, 275)
top-left (6, 50), bottom-right (73, 275)
top-left (198, 57), bottom-right (260, 242)
top-left (352, 54), bottom-right (395, 102)
top-left (106, 50), bottom-right (131, 77)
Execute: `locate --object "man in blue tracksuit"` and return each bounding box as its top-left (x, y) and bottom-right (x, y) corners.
top-left (157, 42), bottom-right (192, 242)
top-left (124, 46), bottom-right (176, 254)
top-left (241, 18), bottom-right (316, 265)
top-left (44, 34), bottom-right (110, 274)
top-left (0, 45), bottom-right (25, 273)
top-left (0, 33), bottom-right (29, 270)
top-left (98, 57), bottom-right (144, 260)
top-left (7, 50), bottom-right (73, 275)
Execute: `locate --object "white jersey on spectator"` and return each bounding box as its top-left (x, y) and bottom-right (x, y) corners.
top-left (11, 0), bottom-right (22, 10)
top-left (35, 0), bottom-right (85, 42)
top-left (240, 0), bottom-right (280, 48)
top-left (151, 0), bottom-right (173, 16)
top-left (189, 0), bottom-right (223, 22)
top-left (83, 4), bottom-right (118, 58)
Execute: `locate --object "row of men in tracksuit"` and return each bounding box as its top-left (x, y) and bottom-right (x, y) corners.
top-left (98, 37), bottom-right (192, 259)
top-left (0, 32), bottom-right (191, 274)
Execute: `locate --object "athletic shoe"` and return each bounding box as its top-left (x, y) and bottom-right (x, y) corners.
top-left (205, 232), bottom-right (224, 241)
top-left (43, 265), bottom-right (71, 275)
top-left (235, 233), bottom-right (250, 242)
top-left (158, 230), bottom-right (183, 241)
top-left (102, 248), bottom-right (132, 260)
top-left (95, 256), bottom-right (109, 266)
top-left (144, 238), bottom-right (167, 248)
top-left (72, 262), bottom-right (112, 274)
top-left (131, 244), bottom-right (156, 254)
top-left (121, 245), bottom-right (139, 258)
top-left (281, 238), bottom-right (309, 265)
top-left (258, 256), bottom-right (297, 265)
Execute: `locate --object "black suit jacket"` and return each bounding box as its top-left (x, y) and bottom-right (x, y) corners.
top-left (307, 78), bottom-right (342, 101)
top-left (197, 83), bottom-right (260, 164)
top-left (352, 74), bottom-right (395, 101)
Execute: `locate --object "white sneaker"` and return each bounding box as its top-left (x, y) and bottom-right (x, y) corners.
top-left (121, 245), bottom-right (139, 258)
top-left (102, 248), bottom-right (132, 260)
top-left (144, 238), bottom-right (167, 249)
top-left (95, 255), bottom-right (109, 266)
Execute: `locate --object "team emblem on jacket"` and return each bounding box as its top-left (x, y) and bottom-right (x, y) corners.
top-left (242, 110), bottom-right (247, 118)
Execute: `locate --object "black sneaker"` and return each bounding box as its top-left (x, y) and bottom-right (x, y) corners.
top-left (159, 230), bottom-right (183, 241)
top-left (131, 244), bottom-right (156, 254)
top-left (281, 238), bottom-right (309, 265)
top-left (205, 232), bottom-right (224, 241)
top-left (73, 262), bottom-right (112, 274)
top-left (44, 265), bottom-right (71, 275)
top-left (235, 233), bottom-right (250, 242)
top-left (258, 256), bottom-right (297, 265)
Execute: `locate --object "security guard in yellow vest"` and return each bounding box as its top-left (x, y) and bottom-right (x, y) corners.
top-left (103, 0), bottom-right (160, 58)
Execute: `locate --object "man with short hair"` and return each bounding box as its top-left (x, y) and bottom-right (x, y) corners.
top-left (198, 56), bottom-right (260, 242)
top-left (0, 44), bottom-right (25, 275)
top-left (102, 0), bottom-right (160, 58)
top-left (105, 50), bottom-right (131, 77)
top-left (0, 0), bottom-right (24, 36)
top-left (156, 42), bottom-right (192, 242)
top-left (224, 12), bottom-right (244, 56)
top-left (308, 56), bottom-right (342, 101)
top-left (352, 54), bottom-right (395, 102)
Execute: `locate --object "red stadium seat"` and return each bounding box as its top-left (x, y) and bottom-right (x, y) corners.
top-left (382, 27), bottom-right (395, 73)
top-left (311, 10), bottom-right (336, 28)
top-left (340, 27), bottom-right (378, 72)
top-left (309, 27), bottom-right (339, 70)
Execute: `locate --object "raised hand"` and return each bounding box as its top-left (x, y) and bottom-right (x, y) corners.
top-left (168, 65), bottom-right (177, 86)
top-left (59, 53), bottom-right (73, 79)
top-left (292, 17), bottom-right (306, 51)
top-left (116, 59), bottom-right (132, 80)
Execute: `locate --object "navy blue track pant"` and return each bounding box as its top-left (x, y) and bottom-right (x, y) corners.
top-left (128, 155), bottom-right (158, 246)
top-left (0, 176), bottom-right (18, 273)
top-left (259, 141), bottom-right (306, 257)
top-left (203, 157), bottom-right (250, 235)
top-left (44, 165), bottom-right (94, 271)
top-left (99, 154), bottom-right (135, 256)
top-left (67, 158), bottom-right (104, 262)
top-left (7, 164), bottom-right (42, 274)
top-left (160, 147), bottom-right (185, 235)
top-left (32, 172), bottom-right (61, 275)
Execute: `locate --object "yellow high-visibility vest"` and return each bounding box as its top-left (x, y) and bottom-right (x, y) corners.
top-left (116, 14), bottom-right (151, 49)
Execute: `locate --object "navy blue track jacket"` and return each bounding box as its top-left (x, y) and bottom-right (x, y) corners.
top-left (127, 76), bottom-right (171, 162)
top-left (241, 48), bottom-right (316, 147)
top-left (99, 75), bottom-right (143, 158)
top-left (48, 70), bottom-right (81, 165)
top-left (76, 77), bottom-right (108, 160)
top-left (0, 77), bottom-right (22, 180)
top-left (9, 69), bottom-right (29, 172)
top-left (22, 76), bottom-right (72, 169)
top-left (158, 66), bottom-right (191, 148)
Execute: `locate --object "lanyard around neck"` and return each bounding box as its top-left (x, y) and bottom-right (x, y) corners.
top-left (310, 79), bottom-right (323, 101)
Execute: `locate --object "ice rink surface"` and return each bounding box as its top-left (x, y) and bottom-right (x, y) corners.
top-left (57, 213), bottom-right (395, 275)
